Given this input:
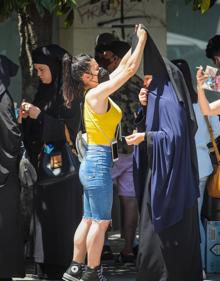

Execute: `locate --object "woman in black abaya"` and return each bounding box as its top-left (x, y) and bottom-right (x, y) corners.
top-left (22, 45), bottom-right (82, 279)
top-left (0, 55), bottom-right (25, 281)
top-left (126, 33), bottom-right (202, 281)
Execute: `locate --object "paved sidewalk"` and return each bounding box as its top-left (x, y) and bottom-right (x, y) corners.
top-left (14, 268), bottom-right (220, 281)
top-left (14, 262), bottom-right (220, 281)
top-left (14, 231), bottom-right (220, 281)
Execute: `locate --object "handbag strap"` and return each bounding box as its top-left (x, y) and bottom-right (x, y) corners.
top-left (78, 102), bottom-right (85, 132)
top-left (204, 115), bottom-right (220, 162)
top-left (65, 125), bottom-right (73, 146)
top-left (85, 100), bottom-right (120, 144)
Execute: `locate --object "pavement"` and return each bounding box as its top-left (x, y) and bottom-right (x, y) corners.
top-left (14, 232), bottom-right (220, 281)
top-left (14, 264), bottom-right (220, 281)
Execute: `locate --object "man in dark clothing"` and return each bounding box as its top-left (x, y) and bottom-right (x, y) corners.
top-left (0, 55), bottom-right (25, 281)
top-left (126, 32), bottom-right (203, 281)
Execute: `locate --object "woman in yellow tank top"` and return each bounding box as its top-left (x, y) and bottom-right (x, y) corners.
top-left (62, 24), bottom-right (147, 281)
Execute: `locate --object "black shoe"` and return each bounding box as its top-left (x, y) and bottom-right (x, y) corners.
top-left (80, 266), bottom-right (107, 281)
top-left (62, 261), bottom-right (84, 281)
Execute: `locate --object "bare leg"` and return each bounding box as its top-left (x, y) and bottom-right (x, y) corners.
top-left (73, 218), bottom-right (92, 263)
top-left (86, 220), bottom-right (110, 268)
top-left (120, 196), bottom-right (138, 255)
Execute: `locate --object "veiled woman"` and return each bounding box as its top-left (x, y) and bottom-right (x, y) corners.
top-left (22, 44), bottom-right (82, 279)
top-left (126, 34), bottom-right (203, 281)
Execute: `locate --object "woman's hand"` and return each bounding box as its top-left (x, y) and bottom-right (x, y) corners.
top-left (136, 24), bottom-right (147, 41)
top-left (139, 87), bottom-right (148, 106)
top-left (125, 132), bottom-right (145, 145)
top-left (196, 66), bottom-right (208, 91)
top-left (20, 102), bottom-right (30, 119)
top-left (21, 102), bottom-right (41, 119)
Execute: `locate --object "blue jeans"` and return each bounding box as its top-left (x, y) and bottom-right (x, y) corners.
top-left (79, 145), bottom-right (113, 220)
top-left (198, 176), bottom-right (208, 269)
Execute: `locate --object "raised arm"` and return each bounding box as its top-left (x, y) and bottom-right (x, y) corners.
top-left (197, 66), bottom-right (220, 115)
top-left (87, 24), bottom-right (147, 102)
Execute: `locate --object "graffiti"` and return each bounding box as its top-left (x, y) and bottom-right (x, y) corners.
top-left (75, 0), bottom-right (166, 41)
top-left (77, 1), bottom-right (117, 23)
top-left (77, 0), bottom-right (145, 24)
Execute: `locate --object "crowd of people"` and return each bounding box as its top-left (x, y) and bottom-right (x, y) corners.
top-left (1, 25), bottom-right (220, 281)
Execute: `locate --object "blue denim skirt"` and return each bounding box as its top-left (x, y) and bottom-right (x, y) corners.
top-left (79, 145), bottom-right (113, 220)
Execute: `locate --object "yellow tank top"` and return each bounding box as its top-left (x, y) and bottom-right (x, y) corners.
top-left (84, 98), bottom-right (122, 145)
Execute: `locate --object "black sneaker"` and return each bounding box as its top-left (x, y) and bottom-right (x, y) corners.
top-left (62, 261), bottom-right (84, 281)
top-left (80, 266), bottom-right (107, 281)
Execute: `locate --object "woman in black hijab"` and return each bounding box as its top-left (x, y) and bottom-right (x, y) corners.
top-left (0, 55), bottom-right (25, 281)
top-left (21, 44), bottom-right (82, 279)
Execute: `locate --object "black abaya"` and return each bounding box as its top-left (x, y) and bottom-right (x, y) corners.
top-left (0, 55), bottom-right (25, 278)
top-left (22, 45), bottom-right (82, 278)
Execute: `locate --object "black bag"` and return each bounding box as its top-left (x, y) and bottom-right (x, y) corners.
top-left (75, 102), bottom-right (88, 162)
top-left (37, 125), bottom-right (79, 186)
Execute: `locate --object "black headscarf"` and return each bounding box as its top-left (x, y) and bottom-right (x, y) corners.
top-left (32, 44), bottom-right (69, 116)
top-left (0, 55), bottom-right (18, 95)
top-left (171, 59), bottom-right (198, 104)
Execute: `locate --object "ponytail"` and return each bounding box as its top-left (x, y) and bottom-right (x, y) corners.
top-left (63, 53), bottom-right (75, 108)
top-left (62, 53), bottom-right (92, 108)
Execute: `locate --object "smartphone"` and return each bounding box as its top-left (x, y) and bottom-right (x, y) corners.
top-left (203, 65), bottom-right (220, 92)
top-left (111, 140), bottom-right (119, 162)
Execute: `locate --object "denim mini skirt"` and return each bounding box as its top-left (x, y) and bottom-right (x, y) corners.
top-left (79, 145), bottom-right (113, 220)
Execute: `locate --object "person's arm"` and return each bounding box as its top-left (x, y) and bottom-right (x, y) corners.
top-left (197, 67), bottom-right (220, 115)
top-left (87, 24), bottom-right (147, 102)
top-left (125, 87), bottom-right (149, 144)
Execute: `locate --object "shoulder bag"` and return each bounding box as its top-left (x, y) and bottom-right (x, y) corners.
top-left (38, 124), bottom-right (79, 186)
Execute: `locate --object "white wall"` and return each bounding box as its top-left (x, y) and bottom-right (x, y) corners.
top-left (59, 0), bottom-right (166, 63)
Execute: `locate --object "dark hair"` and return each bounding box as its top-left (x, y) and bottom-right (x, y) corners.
top-left (63, 53), bottom-right (92, 108)
top-left (172, 59), bottom-right (198, 104)
top-left (95, 32), bottom-right (119, 53)
top-left (206, 35), bottom-right (220, 59)
top-left (103, 41), bottom-right (130, 58)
